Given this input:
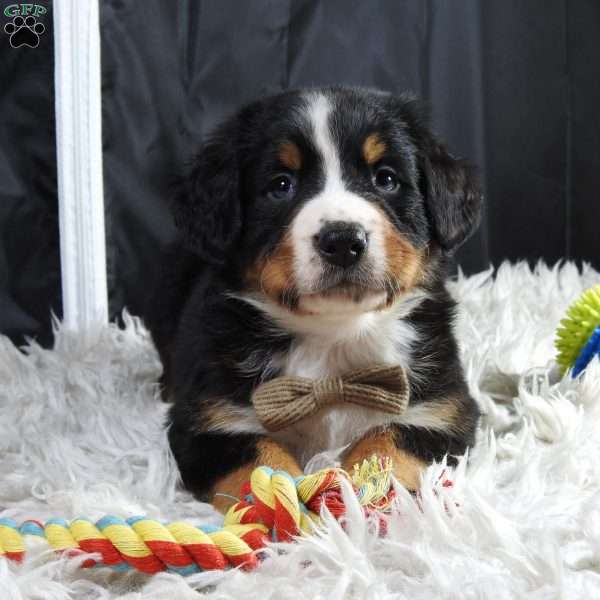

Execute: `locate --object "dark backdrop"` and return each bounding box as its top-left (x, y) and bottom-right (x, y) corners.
top-left (1, 0), bottom-right (599, 346)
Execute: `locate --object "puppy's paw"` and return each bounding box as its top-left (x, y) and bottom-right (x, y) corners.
top-left (211, 438), bottom-right (302, 513)
top-left (342, 430), bottom-right (426, 492)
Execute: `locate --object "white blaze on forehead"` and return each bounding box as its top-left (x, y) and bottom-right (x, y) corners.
top-left (308, 92), bottom-right (343, 186)
top-left (290, 92), bottom-right (387, 295)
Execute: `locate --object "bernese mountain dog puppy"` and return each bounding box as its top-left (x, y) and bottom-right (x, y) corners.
top-left (145, 86), bottom-right (482, 511)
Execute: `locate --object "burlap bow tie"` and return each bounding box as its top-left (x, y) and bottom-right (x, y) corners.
top-left (251, 365), bottom-right (410, 432)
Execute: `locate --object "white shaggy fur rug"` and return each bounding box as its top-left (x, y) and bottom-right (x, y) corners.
top-left (2, 262), bottom-right (600, 599)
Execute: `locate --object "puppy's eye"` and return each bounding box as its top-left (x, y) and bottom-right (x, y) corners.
top-left (267, 174), bottom-right (296, 200)
top-left (373, 167), bottom-right (400, 193)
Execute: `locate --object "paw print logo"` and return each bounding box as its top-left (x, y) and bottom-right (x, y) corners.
top-left (4, 15), bottom-right (45, 48)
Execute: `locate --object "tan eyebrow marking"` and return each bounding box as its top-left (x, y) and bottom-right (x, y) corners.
top-left (278, 141), bottom-right (302, 171)
top-left (363, 133), bottom-right (387, 165)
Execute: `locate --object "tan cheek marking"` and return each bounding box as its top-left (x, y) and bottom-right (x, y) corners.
top-left (246, 235), bottom-right (296, 301)
top-left (363, 133), bottom-right (387, 165)
top-left (211, 439), bottom-right (302, 513)
top-left (342, 429), bottom-right (426, 491)
top-left (278, 141), bottom-right (302, 171)
top-left (383, 224), bottom-right (425, 294)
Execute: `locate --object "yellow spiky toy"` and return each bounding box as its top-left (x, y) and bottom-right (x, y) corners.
top-left (555, 284), bottom-right (600, 377)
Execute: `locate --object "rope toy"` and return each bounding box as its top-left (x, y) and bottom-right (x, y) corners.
top-left (0, 457), bottom-right (395, 574)
top-left (555, 284), bottom-right (600, 377)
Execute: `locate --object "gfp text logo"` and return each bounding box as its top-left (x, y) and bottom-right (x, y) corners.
top-left (3, 4), bottom-right (47, 48)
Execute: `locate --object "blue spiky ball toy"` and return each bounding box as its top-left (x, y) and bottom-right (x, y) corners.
top-left (555, 285), bottom-right (600, 378)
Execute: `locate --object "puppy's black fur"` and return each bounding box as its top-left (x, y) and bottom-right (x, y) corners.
top-left (145, 86), bottom-right (482, 500)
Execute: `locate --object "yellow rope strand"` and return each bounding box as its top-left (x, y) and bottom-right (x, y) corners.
top-left (1, 458), bottom-right (393, 574)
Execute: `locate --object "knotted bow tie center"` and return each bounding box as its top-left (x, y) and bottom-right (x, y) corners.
top-left (251, 364), bottom-right (410, 432)
top-left (312, 377), bottom-right (345, 406)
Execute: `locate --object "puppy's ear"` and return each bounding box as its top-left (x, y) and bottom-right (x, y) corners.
top-left (396, 94), bottom-right (482, 252)
top-left (170, 132), bottom-right (242, 265)
top-left (420, 139), bottom-right (482, 253)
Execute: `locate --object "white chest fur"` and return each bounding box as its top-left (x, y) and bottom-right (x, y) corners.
top-left (270, 308), bottom-right (419, 467)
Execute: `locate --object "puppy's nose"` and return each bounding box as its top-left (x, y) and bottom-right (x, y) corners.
top-left (316, 222), bottom-right (368, 268)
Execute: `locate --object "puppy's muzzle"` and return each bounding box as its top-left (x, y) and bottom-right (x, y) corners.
top-left (315, 221), bottom-right (368, 269)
